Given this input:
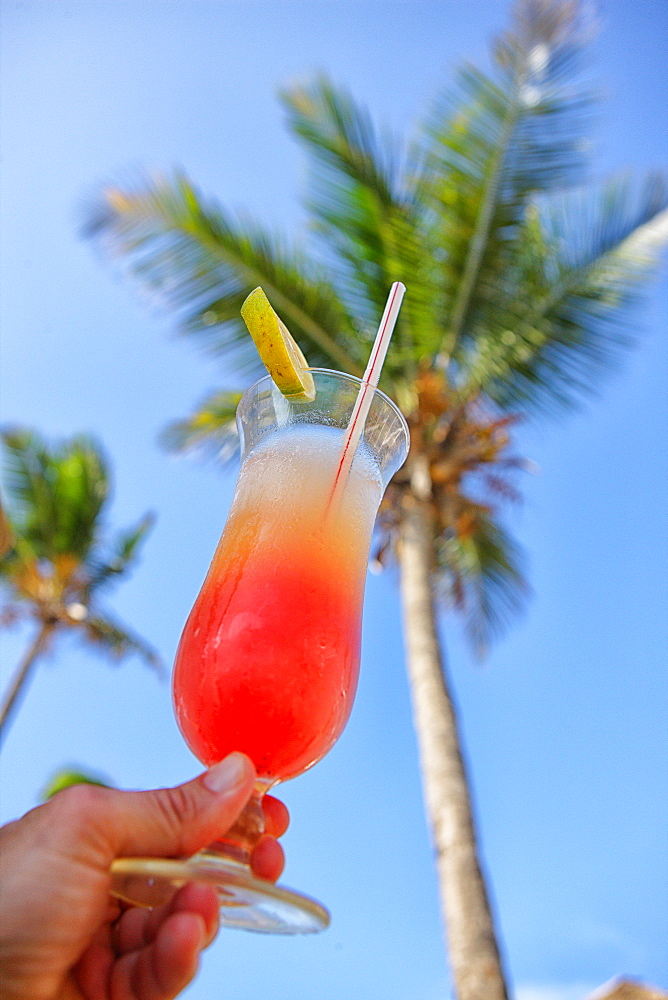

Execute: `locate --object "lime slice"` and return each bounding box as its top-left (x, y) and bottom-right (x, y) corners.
top-left (241, 288), bottom-right (316, 401)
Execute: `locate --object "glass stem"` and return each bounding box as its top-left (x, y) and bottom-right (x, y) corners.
top-left (206, 784), bottom-right (267, 868)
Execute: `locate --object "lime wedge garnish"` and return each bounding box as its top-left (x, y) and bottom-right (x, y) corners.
top-left (241, 288), bottom-right (316, 401)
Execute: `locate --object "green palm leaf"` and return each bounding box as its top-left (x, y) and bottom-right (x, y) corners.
top-left (84, 612), bottom-right (161, 673)
top-left (43, 767), bottom-right (113, 799)
top-left (436, 510), bottom-right (528, 656)
top-left (282, 78), bottom-right (440, 370)
top-left (462, 174), bottom-right (668, 413)
top-left (0, 428), bottom-right (109, 562)
top-left (84, 173), bottom-right (361, 376)
top-left (85, 512), bottom-right (156, 593)
top-left (419, 0), bottom-right (596, 361)
top-left (159, 388), bottom-right (243, 463)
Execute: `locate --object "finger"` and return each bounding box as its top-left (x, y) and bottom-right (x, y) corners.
top-left (262, 795), bottom-right (289, 838)
top-left (111, 910), bottom-right (207, 1000)
top-left (74, 938), bottom-right (115, 999)
top-left (77, 752), bottom-right (257, 863)
top-left (114, 905), bottom-right (153, 955)
top-left (170, 883), bottom-right (220, 949)
top-left (250, 835), bottom-right (285, 883)
top-left (115, 883), bottom-right (219, 954)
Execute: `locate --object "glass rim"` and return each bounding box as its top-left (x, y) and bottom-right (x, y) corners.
top-left (241, 367), bottom-right (410, 443)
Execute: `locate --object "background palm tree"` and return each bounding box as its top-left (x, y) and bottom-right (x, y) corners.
top-left (0, 428), bottom-right (160, 741)
top-left (83, 1), bottom-right (667, 997)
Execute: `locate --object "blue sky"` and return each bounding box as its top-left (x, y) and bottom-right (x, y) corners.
top-left (1, 3), bottom-right (666, 999)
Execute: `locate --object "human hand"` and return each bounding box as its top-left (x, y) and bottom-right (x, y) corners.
top-left (0, 752), bottom-right (289, 1000)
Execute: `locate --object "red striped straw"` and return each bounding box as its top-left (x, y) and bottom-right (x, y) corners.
top-left (329, 281), bottom-right (406, 502)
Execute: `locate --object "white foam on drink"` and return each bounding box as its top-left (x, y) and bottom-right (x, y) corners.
top-left (235, 423), bottom-right (383, 544)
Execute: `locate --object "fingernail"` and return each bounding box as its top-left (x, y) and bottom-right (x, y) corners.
top-left (203, 752), bottom-right (251, 794)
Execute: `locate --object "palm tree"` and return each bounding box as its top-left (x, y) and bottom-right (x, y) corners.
top-left (0, 428), bottom-right (160, 742)
top-left (82, 2), bottom-right (667, 997)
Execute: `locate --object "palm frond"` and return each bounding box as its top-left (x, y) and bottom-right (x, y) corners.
top-left (0, 600), bottom-right (24, 629)
top-left (84, 612), bottom-right (162, 673)
top-left (282, 78), bottom-right (441, 370)
top-left (52, 438), bottom-right (109, 559)
top-left (282, 74), bottom-right (399, 216)
top-left (43, 767), bottom-right (113, 799)
top-left (0, 497), bottom-right (12, 558)
top-left (85, 512), bottom-right (156, 593)
top-left (435, 510), bottom-right (528, 655)
top-left (1, 429), bottom-right (57, 558)
top-left (419, 0), bottom-right (595, 359)
top-left (1, 429), bottom-right (109, 562)
top-left (83, 172), bottom-right (361, 376)
top-left (159, 388), bottom-right (243, 464)
top-left (461, 173), bottom-right (668, 414)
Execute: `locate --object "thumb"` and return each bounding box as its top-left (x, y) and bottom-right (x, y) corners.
top-left (99, 752), bottom-right (256, 861)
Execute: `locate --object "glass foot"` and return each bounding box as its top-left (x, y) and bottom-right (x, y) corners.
top-left (110, 854), bottom-right (330, 934)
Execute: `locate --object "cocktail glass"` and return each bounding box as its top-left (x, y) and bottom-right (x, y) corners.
top-left (111, 369), bottom-right (409, 933)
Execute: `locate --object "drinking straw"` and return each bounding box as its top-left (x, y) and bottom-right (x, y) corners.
top-left (329, 281), bottom-right (406, 502)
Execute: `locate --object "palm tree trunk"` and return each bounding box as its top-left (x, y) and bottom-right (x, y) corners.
top-left (0, 620), bottom-right (55, 743)
top-left (398, 492), bottom-right (509, 1000)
